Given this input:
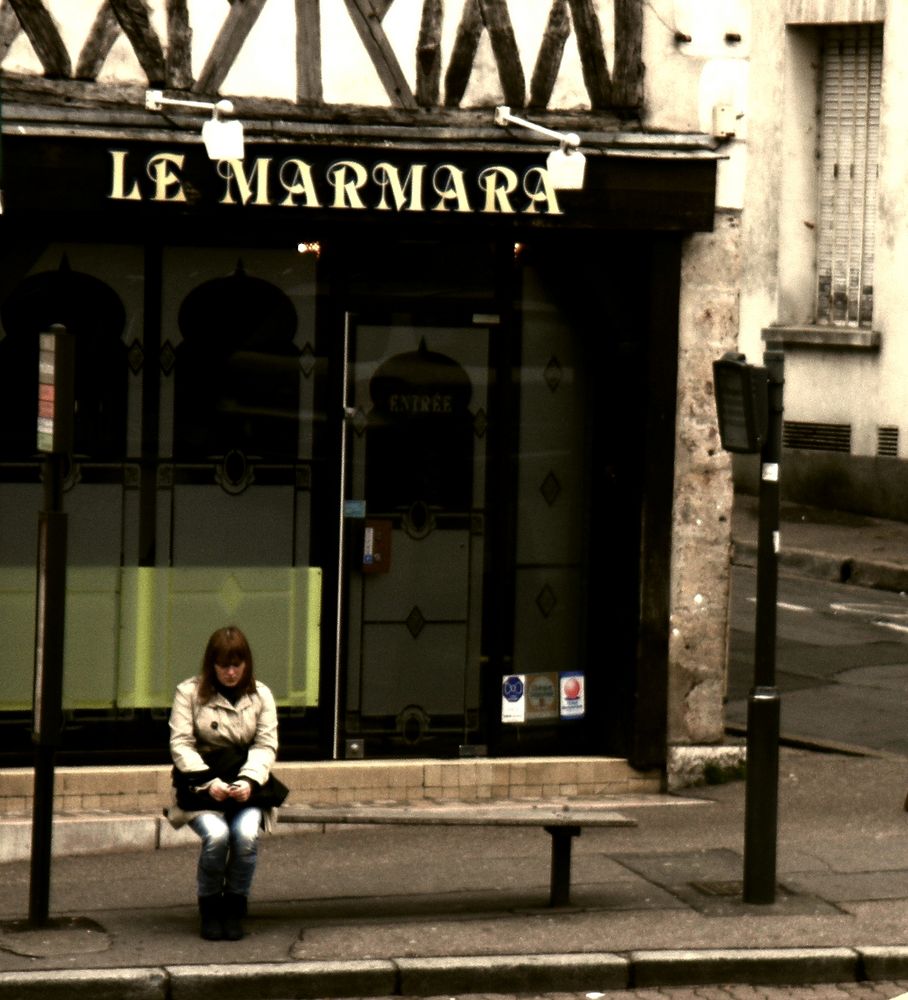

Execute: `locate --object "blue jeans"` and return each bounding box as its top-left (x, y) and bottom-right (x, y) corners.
top-left (189, 807), bottom-right (263, 898)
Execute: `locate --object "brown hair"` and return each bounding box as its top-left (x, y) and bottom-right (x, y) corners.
top-left (197, 625), bottom-right (257, 703)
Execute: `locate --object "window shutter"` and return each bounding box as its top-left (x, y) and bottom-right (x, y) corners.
top-left (815, 24), bottom-right (883, 328)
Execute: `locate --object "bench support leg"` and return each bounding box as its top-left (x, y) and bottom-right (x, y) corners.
top-left (544, 825), bottom-right (581, 907)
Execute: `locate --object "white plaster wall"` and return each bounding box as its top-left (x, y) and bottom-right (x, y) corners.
top-left (1, 0), bottom-right (616, 111)
top-left (742, 2), bottom-right (901, 460)
top-left (873, 1), bottom-right (908, 438)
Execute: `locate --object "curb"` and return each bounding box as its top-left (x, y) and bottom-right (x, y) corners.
top-left (3, 948), bottom-right (908, 998)
top-left (0, 967), bottom-right (168, 1000)
top-left (733, 540), bottom-right (908, 593)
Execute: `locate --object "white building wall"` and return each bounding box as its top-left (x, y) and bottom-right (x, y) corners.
top-left (743, 0), bottom-right (907, 516)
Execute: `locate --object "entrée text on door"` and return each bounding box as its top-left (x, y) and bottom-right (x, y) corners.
top-left (108, 150), bottom-right (565, 216)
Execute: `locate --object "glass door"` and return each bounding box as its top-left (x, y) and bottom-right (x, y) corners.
top-left (336, 314), bottom-right (493, 757)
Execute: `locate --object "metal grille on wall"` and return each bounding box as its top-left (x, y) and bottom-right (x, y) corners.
top-left (782, 421), bottom-right (852, 453)
top-left (877, 425), bottom-right (899, 458)
top-left (815, 23), bottom-right (883, 329)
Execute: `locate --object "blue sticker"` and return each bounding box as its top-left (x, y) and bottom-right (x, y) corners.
top-left (502, 676), bottom-right (524, 702)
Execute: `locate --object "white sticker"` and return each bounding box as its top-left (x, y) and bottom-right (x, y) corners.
top-left (761, 462), bottom-right (779, 482)
top-left (501, 675), bottom-right (526, 723)
top-left (560, 671), bottom-right (585, 719)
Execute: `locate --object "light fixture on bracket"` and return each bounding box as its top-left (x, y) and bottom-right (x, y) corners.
top-left (494, 105), bottom-right (586, 190)
top-left (145, 89), bottom-right (245, 160)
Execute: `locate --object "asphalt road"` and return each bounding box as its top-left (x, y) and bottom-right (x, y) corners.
top-left (727, 565), bottom-right (908, 755)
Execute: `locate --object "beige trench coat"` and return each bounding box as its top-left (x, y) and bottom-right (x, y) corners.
top-left (166, 676), bottom-right (279, 831)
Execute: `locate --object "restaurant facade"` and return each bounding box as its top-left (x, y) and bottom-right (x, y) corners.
top-left (0, 0), bottom-right (746, 782)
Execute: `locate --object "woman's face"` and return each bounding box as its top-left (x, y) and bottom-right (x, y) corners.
top-left (215, 660), bottom-right (246, 688)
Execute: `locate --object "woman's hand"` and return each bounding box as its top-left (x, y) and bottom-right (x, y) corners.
top-left (208, 778), bottom-right (233, 802)
top-left (227, 779), bottom-right (252, 803)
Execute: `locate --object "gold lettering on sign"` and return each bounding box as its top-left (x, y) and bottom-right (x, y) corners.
top-left (218, 158), bottom-right (272, 205)
top-left (479, 166), bottom-right (519, 214)
top-left (147, 153), bottom-right (187, 202)
top-left (373, 163), bottom-right (426, 212)
top-left (327, 160), bottom-right (369, 209)
top-left (109, 150), bottom-right (142, 201)
top-left (431, 165), bottom-right (472, 213)
top-left (522, 167), bottom-right (560, 214)
top-left (279, 159), bottom-right (322, 207)
top-left (106, 150), bottom-right (565, 216)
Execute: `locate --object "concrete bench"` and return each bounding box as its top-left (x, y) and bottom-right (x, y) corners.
top-left (277, 801), bottom-right (637, 907)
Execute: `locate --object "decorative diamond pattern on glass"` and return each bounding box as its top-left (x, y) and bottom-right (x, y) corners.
top-left (127, 339), bottom-right (144, 375)
top-left (299, 342), bottom-right (316, 378)
top-left (160, 340), bottom-right (176, 375)
top-left (536, 584), bottom-right (557, 619)
top-left (544, 356), bottom-right (562, 392)
top-left (540, 471), bottom-right (561, 506)
top-left (406, 606), bottom-right (426, 639)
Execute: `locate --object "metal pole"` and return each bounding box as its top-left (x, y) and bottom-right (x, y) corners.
top-left (332, 312), bottom-right (353, 761)
top-left (743, 350), bottom-right (784, 904)
top-left (29, 453), bottom-right (67, 926)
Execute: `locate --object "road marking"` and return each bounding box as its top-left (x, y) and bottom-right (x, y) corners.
top-left (831, 601), bottom-right (908, 620)
top-left (778, 601), bottom-right (812, 612)
top-left (746, 598), bottom-right (812, 613)
top-left (875, 621), bottom-right (908, 635)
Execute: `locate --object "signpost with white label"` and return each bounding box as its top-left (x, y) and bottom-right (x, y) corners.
top-left (30, 324), bottom-right (75, 927)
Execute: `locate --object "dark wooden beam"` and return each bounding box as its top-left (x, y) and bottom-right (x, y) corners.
top-left (74, 4), bottom-right (119, 81)
top-left (74, 0), bottom-right (167, 85)
top-left (478, 0), bottom-right (525, 107)
top-left (529, 0), bottom-right (570, 109)
top-left (444, 0), bottom-right (482, 108)
top-left (6, 0), bottom-right (71, 78)
top-left (416, 0), bottom-right (442, 108)
top-left (109, 0), bottom-right (166, 84)
top-left (343, 0), bottom-right (417, 109)
top-left (370, 0), bottom-right (394, 18)
top-left (445, 0), bottom-right (526, 108)
top-left (194, 0), bottom-right (268, 95)
top-left (166, 0), bottom-right (193, 89)
top-left (612, 0), bottom-right (643, 108)
top-left (567, 0), bottom-right (610, 108)
top-left (296, 0), bottom-right (322, 105)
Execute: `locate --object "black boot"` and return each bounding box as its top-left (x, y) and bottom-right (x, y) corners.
top-left (222, 892), bottom-right (247, 941)
top-left (198, 893), bottom-right (224, 940)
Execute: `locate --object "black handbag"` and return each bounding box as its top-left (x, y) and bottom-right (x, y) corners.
top-left (172, 745), bottom-right (288, 812)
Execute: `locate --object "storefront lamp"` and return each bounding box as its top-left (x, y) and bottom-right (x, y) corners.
top-left (712, 351), bottom-right (769, 454)
top-left (145, 89), bottom-right (244, 160)
top-left (494, 106), bottom-right (586, 190)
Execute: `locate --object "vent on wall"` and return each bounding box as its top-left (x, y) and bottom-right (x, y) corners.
top-left (782, 421), bottom-right (852, 453)
top-left (878, 425), bottom-right (899, 457)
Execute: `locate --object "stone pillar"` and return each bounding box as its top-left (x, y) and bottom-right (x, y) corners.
top-left (667, 210), bottom-right (742, 752)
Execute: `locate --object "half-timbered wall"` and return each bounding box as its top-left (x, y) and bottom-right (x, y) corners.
top-left (0, 0), bottom-right (642, 111)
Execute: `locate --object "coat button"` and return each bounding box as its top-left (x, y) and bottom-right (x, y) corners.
top-left (211, 721), bottom-right (219, 729)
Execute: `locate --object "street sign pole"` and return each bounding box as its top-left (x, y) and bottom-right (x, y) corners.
top-left (743, 350), bottom-right (784, 904)
top-left (29, 324), bottom-right (73, 926)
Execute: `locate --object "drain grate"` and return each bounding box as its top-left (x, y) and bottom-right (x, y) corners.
top-left (690, 879), bottom-right (743, 897)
